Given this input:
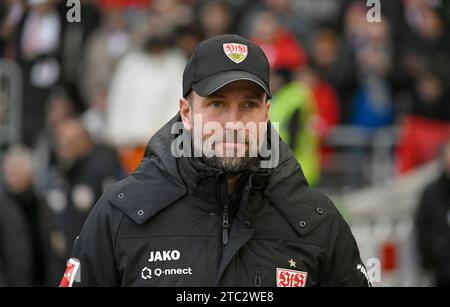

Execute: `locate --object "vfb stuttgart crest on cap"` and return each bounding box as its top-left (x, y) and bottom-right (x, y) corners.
top-left (223, 43), bottom-right (248, 64)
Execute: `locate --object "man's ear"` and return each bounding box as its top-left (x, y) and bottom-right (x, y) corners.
top-left (265, 100), bottom-right (271, 123)
top-left (179, 97), bottom-right (192, 131)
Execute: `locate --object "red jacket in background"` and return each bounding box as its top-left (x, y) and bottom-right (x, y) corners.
top-left (396, 115), bottom-right (450, 175)
top-left (252, 31), bottom-right (307, 71)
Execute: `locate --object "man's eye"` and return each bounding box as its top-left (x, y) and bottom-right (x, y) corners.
top-left (210, 101), bottom-right (224, 108)
top-left (243, 101), bottom-right (259, 109)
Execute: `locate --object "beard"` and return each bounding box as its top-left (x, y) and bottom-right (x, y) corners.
top-left (191, 121), bottom-right (261, 175)
top-left (201, 155), bottom-right (259, 175)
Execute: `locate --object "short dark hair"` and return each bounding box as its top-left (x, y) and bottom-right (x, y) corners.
top-left (185, 91), bottom-right (194, 107)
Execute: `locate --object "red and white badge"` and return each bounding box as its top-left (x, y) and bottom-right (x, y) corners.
top-left (223, 43), bottom-right (248, 63)
top-left (276, 268), bottom-right (308, 287)
top-left (59, 258), bottom-right (80, 287)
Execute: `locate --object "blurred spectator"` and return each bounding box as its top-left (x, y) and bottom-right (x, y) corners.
top-left (250, 10), bottom-right (308, 72)
top-left (149, 0), bottom-right (193, 29)
top-left (295, 66), bottom-right (340, 140)
top-left (46, 117), bottom-right (123, 259)
top-left (410, 67), bottom-right (450, 121)
top-left (264, 0), bottom-right (316, 43)
top-left (0, 0), bottom-right (25, 57)
top-left (0, 146), bottom-right (59, 286)
top-left (132, 0), bottom-right (192, 46)
top-left (81, 7), bottom-right (130, 105)
top-left (348, 16), bottom-right (395, 130)
top-left (199, 0), bottom-right (234, 38)
top-left (175, 23), bottom-right (204, 58)
top-left (82, 84), bottom-right (108, 143)
top-left (60, 0), bottom-right (101, 107)
top-left (310, 29), bottom-right (340, 81)
top-left (106, 34), bottom-right (185, 173)
top-left (270, 76), bottom-right (320, 186)
top-left (289, 0), bottom-right (343, 41)
top-left (310, 28), bottom-right (356, 124)
top-left (399, 2), bottom-right (450, 90)
top-left (33, 87), bottom-right (76, 192)
top-left (14, 0), bottom-right (63, 146)
top-left (349, 77), bottom-right (394, 130)
top-left (343, 1), bottom-right (370, 49)
top-left (395, 37), bottom-right (450, 175)
top-left (415, 140), bottom-right (450, 286)
top-left (236, 0), bottom-right (327, 44)
top-left (404, 1), bottom-right (449, 58)
top-left (294, 66), bottom-right (340, 169)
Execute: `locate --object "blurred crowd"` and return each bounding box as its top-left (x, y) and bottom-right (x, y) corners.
top-left (0, 0), bottom-right (449, 286)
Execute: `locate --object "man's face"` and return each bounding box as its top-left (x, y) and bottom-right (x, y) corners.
top-left (3, 155), bottom-right (32, 194)
top-left (55, 119), bottom-right (92, 165)
top-left (180, 80), bottom-right (270, 174)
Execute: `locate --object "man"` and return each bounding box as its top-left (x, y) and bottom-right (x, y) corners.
top-left (106, 32), bottom-right (186, 174)
top-left (49, 117), bottom-right (124, 260)
top-left (15, 0), bottom-right (62, 146)
top-left (0, 147), bottom-right (59, 286)
top-left (415, 141), bottom-right (450, 287)
top-left (61, 34), bottom-right (369, 287)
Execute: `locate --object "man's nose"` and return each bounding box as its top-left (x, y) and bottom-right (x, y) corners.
top-left (223, 112), bottom-right (246, 142)
top-left (223, 106), bottom-right (242, 125)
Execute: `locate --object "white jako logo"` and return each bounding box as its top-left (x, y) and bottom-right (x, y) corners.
top-left (149, 250), bottom-right (181, 262)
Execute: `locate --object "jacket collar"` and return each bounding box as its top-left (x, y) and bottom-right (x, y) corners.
top-left (177, 154), bottom-right (272, 210)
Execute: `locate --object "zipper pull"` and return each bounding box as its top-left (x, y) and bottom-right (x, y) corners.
top-left (255, 273), bottom-right (262, 287)
top-left (222, 205), bottom-right (230, 245)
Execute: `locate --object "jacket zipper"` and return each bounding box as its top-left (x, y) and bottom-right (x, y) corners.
top-left (218, 174), bottom-right (231, 246)
top-left (222, 203), bottom-right (230, 245)
top-left (254, 273), bottom-right (263, 287)
top-left (254, 265), bottom-right (263, 286)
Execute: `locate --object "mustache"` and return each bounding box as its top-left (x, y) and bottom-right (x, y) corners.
top-left (203, 130), bottom-right (251, 144)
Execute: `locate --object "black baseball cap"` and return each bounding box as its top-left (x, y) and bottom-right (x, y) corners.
top-left (182, 34), bottom-right (272, 99)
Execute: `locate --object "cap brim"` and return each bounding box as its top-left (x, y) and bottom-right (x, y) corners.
top-left (192, 70), bottom-right (272, 99)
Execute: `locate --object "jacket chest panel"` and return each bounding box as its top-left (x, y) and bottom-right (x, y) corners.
top-left (116, 235), bottom-right (221, 286)
top-left (237, 239), bottom-right (324, 287)
top-left (113, 196), bottom-right (327, 286)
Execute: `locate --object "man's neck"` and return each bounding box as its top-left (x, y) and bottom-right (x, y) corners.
top-left (226, 175), bottom-right (240, 194)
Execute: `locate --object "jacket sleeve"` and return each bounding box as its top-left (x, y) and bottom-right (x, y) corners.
top-left (60, 193), bottom-right (124, 287)
top-left (319, 216), bottom-right (371, 287)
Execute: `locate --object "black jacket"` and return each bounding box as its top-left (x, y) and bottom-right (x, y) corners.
top-left (415, 173), bottom-right (450, 286)
top-left (67, 114), bottom-right (369, 287)
top-left (0, 187), bottom-right (59, 286)
top-left (50, 145), bottom-right (124, 259)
